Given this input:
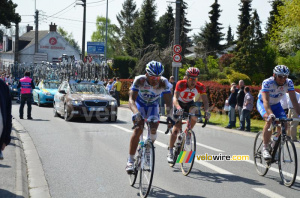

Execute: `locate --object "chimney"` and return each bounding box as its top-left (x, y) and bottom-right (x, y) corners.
top-left (26, 24), bottom-right (33, 32)
top-left (49, 22), bottom-right (57, 32)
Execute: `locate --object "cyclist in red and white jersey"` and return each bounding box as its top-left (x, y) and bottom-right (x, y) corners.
top-left (167, 67), bottom-right (210, 163)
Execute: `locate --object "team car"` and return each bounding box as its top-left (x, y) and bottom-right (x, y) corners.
top-left (33, 80), bottom-right (60, 106)
top-left (9, 80), bottom-right (20, 99)
top-left (53, 80), bottom-right (118, 122)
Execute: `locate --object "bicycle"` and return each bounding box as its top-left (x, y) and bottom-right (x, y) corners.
top-left (161, 112), bottom-right (207, 176)
top-left (128, 118), bottom-right (156, 198)
top-left (253, 117), bottom-right (299, 187)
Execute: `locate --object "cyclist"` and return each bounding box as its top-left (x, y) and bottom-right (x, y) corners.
top-left (126, 61), bottom-right (173, 173)
top-left (167, 67), bottom-right (210, 163)
top-left (257, 65), bottom-right (300, 159)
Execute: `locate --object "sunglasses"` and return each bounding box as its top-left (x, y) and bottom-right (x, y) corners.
top-left (149, 76), bottom-right (160, 81)
top-left (277, 75), bottom-right (288, 79)
top-left (188, 77), bottom-right (198, 81)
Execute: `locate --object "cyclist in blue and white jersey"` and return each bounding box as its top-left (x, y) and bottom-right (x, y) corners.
top-left (257, 65), bottom-right (300, 159)
top-left (126, 61), bottom-right (173, 173)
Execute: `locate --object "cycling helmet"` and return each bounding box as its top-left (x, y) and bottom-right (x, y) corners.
top-left (146, 61), bottom-right (164, 76)
top-left (186, 67), bottom-right (200, 77)
top-left (273, 65), bottom-right (290, 76)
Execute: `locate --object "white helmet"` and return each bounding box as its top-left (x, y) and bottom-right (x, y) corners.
top-left (273, 65), bottom-right (290, 76)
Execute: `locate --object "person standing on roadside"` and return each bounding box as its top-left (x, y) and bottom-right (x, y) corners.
top-left (236, 80), bottom-right (245, 123)
top-left (239, 86), bottom-right (254, 132)
top-left (113, 77), bottom-right (122, 106)
top-left (225, 84), bottom-right (238, 129)
top-left (0, 78), bottom-right (12, 160)
top-left (17, 71), bottom-right (35, 119)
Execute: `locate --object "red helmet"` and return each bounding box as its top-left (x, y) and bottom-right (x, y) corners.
top-left (186, 67), bottom-right (200, 77)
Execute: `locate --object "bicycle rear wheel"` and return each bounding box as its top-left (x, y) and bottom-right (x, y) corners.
top-left (139, 141), bottom-right (155, 198)
top-left (129, 160), bottom-right (138, 186)
top-left (253, 131), bottom-right (269, 176)
top-left (278, 137), bottom-right (298, 187)
top-left (180, 130), bottom-right (196, 176)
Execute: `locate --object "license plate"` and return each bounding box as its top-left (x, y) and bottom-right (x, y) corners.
top-left (89, 107), bottom-right (105, 111)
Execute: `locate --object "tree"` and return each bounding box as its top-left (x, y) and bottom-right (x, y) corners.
top-left (235, 0), bottom-right (252, 51)
top-left (179, 0), bottom-right (192, 55)
top-left (57, 27), bottom-right (81, 53)
top-left (157, 5), bottom-right (174, 49)
top-left (226, 25), bottom-right (234, 46)
top-left (0, 0), bottom-right (21, 28)
top-left (265, 0), bottom-right (283, 37)
top-left (91, 16), bottom-right (123, 57)
top-left (200, 0), bottom-right (224, 56)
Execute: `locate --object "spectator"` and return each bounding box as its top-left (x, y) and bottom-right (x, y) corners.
top-left (169, 76), bottom-right (176, 96)
top-left (286, 92), bottom-right (300, 142)
top-left (113, 77), bottom-right (122, 106)
top-left (238, 86), bottom-right (254, 132)
top-left (17, 71), bottom-right (35, 119)
top-left (0, 78), bottom-right (12, 160)
top-left (225, 84), bottom-right (238, 129)
top-left (106, 80), bottom-right (113, 92)
top-left (236, 80), bottom-right (245, 123)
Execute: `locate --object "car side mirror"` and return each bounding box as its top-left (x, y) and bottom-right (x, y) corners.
top-left (59, 90), bottom-right (66, 94)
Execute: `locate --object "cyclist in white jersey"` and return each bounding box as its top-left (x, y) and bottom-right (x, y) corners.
top-left (257, 65), bottom-right (300, 159)
top-left (126, 61), bottom-right (173, 173)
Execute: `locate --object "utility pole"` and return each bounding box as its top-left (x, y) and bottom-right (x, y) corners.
top-left (105, 0), bottom-right (108, 79)
top-left (81, 0), bottom-right (86, 60)
top-left (173, 0), bottom-right (181, 82)
top-left (34, 10), bottom-right (39, 53)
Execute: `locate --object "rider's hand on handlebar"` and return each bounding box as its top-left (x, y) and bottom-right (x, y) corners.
top-left (267, 114), bottom-right (276, 122)
top-left (132, 112), bottom-right (142, 122)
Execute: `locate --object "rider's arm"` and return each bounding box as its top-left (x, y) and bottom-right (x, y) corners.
top-left (173, 91), bottom-right (181, 110)
top-left (288, 91), bottom-right (300, 116)
top-left (163, 92), bottom-right (173, 115)
top-left (129, 90), bottom-right (139, 114)
top-left (201, 94), bottom-right (209, 113)
top-left (262, 91), bottom-right (273, 116)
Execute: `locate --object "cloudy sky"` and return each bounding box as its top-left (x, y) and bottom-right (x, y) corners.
top-left (13, 0), bottom-right (272, 48)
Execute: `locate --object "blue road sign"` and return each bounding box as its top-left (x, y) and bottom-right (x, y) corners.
top-left (87, 42), bottom-right (105, 54)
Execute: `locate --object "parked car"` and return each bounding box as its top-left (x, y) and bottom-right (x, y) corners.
top-left (33, 80), bottom-right (60, 106)
top-left (9, 80), bottom-right (20, 99)
top-left (53, 80), bottom-right (118, 122)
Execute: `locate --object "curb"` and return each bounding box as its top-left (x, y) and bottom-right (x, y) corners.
top-left (12, 119), bottom-right (51, 198)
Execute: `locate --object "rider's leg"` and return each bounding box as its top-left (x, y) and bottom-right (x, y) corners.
top-left (129, 120), bottom-right (144, 162)
top-left (189, 106), bottom-right (199, 129)
top-left (149, 122), bottom-right (159, 143)
top-left (262, 114), bottom-right (272, 145)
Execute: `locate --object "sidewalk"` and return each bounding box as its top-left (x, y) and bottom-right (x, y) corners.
top-left (0, 127), bottom-right (29, 198)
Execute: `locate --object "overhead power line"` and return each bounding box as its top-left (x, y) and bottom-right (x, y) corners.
top-left (48, 0), bottom-right (77, 18)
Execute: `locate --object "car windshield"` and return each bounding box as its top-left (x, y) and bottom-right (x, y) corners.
top-left (70, 83), bottom-right (108, 94)
top-left (43, 82), bottom-right (60, 89)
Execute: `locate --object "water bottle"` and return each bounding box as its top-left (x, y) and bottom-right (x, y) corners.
top-left (271, 136), bottom-right (278, 148)
top-left (139, 140), bottom-right (144, 147)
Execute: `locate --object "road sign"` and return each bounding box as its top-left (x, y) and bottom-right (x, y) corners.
top-left (173, 54), bottom-right (182, 62)
top-left (172, 62), bottom-right (182, 67)
top-left (87, 42), bottom-right (105, 54)
top-left (173, 45), bottom-right (182, 54)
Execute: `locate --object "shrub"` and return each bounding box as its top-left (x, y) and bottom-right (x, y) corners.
top-left (119, 79), bottom-right (134, 100)
top-left (223, 67), bottom-right (233, 75)
top-left (217, 72), bottom-right (227, 79)
top-left (218, 79), bottom-right (230, 85)
top-left (227, 71), bottom-right (251, 85)
top-left (208, 69), bottom-right (220, 79)
top-left (113, 56), bottom-right (137, 79)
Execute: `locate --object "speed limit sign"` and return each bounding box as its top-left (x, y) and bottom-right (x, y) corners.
top-left (173, 54), bottom-right (182, 62)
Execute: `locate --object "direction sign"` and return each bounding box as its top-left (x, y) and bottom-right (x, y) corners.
top-left (173, 45), bottom-right (182, 54)
top-left (87, 42), bottom-right (105, 54)
top-left (173, 54), bottom-right (182, 62)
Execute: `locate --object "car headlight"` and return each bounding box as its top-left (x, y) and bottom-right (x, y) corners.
top-left (109, 100), bottom-right (117, 106)
top-left (13, 88), bottom-right (18, 91)
top-left (71, 100), bottom-right (82, 106)
top-left (44, 92), bottom-right (52, 96)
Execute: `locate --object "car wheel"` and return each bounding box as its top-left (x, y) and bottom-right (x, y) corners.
top-left (37, 96), bottom-right (42, 107)
top-left (64, 105), bottom-right (72, 121)
top-left (53, 105), bottom-right (59, 117)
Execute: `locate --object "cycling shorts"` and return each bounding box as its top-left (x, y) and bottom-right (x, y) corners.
top-left (256, 99), bottom-right (287, 119)
top-left (135, 101), bottom-right (159, 120)
top-left (177, 100), bottom-right (197, 113)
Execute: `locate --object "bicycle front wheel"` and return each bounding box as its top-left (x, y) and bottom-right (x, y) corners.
top-left (253, 131), bottom-right (269, 176)
top-left (278, 137), bottom-right (298, 187)
top-left (180, 130), bottom-right (196, 176)
top-left (139, 141), bottom-right (155, 198)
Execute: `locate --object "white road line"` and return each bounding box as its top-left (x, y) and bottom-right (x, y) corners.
top-left (111, 125), bottom-right (132, 133)
top-left (253, 188), bottom-right (285, 198)
top-left (113, 125), bottom-right (234, 175)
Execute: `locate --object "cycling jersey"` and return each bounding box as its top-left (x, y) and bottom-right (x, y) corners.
top-left (131, 75), bottom-right (171, 106)
top-left (175, 80), bottom-right (206, 103)
top-left (258, 76), bottom-right (294, 105)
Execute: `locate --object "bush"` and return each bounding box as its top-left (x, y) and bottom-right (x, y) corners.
top-left (218, 79), bottom-right (230, 85)
top-left (223, 67), bottom-right (233, 75)
top-left (119, 79), bottom-right (134, 100)
top-left (227, 71), bottom-right (251, 85)
top-left (217, 72), bottom-right (227, 79)
top-left (208, 69), bottom-right (220, 79)
top-left (113, 56), bottom-right (137, 79)
top-left (251, 73), bottom-right (265, 85)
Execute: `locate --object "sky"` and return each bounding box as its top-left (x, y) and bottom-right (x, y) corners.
top-left (13, 0), bottom-right (272, 49)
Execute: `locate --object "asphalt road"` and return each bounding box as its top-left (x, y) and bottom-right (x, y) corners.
top-left (11, 102), bottom-right (300, 198)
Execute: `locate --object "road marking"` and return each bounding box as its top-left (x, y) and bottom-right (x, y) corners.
top-left (114, 125), bottom-right (234, 175)
top-left (157, 129), bottom-right (224, 152)
top-left (253, 188), bottom-right (285, 198)
top-left (111, 125), bottom-right (132, 133)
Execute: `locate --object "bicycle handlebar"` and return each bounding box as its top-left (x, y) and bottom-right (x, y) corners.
top-left (268, 117), bottom-right (300, 131)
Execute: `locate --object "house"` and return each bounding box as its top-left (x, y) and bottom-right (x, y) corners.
top-left (0, 23), bottom-right (80, 72)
